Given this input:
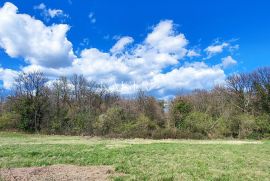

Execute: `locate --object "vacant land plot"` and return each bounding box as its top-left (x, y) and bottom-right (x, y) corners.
top-left (0, 132), bottom-right (269, 180)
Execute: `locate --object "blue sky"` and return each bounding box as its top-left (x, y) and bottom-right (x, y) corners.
top-left (0, 0), bottom-right (269, 98)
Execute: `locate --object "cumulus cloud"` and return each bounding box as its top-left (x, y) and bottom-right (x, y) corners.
top-left (0, 67), bottom-right (18, 89)
top-left (110, 36), bottom-right (134, 53)
top-left (221, 56), bottom-right (237, 68)
top-left (204, 42), bottom-right (229, 58)
top-left (150, 62), bottom-right (225, 95)
top-left (0, 2), bottom-right (231, 97)
top-left (0, 2), bottom-right (76, 68)
top-left (25, 20), bottom-right (224, 97)
top-left (108, 62), bottom-right (225, 97)
top-left (34, 3), bottom-right (68, 21)
top-left (145, 20), bottom-right (188, 57)
top-left (204, 40), bottom-right (240, 59)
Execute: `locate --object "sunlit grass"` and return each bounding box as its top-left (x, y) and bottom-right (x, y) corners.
top-left (0, 132), bottom-right (269, 180)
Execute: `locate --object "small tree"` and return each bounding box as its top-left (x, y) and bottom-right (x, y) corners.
top-left (13, 71), bottom-right (49, 132)
top-left (170, 98), bottom-right (192, 128)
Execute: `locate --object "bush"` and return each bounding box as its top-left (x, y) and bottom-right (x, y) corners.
top-left (209, 117), bottom-right (232, 138)
top-left (182, 112), bottom-right (214, 138)
top-left (231, 114), bottom-right (256, 139)
top-left (251, 114), bottom-right (270, 139)
top-left (119, 114), bottom-right (158, 138)
top-left (94, 107), bottom-right (126, 136)
top-left (0, 112), bottom-right (19, 130)
top-left (50, 108), bottom-right (70, 134)
top-left (170, 98), bottom-right (192, 128)
top-left (69, 111), bottom-right (96, 135)
top-left (130, 114), bottom-right (157, 138)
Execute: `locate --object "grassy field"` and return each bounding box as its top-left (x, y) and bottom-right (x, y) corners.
top-left (0, 132), bottom-right (269, 180)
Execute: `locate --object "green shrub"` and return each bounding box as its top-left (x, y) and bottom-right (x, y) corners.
top-left (210, 117), bottom-right (232, 138)
top-left (94, 107), bottom-right (126, 136)
top-left (170, 99), bottom-right (192, 128)
top-left (130, 114), bottom-right (157, 138)
top-left (231, 114), bottom-right (256, 139)
top-left (0, 112), bottom-right (19, 130)
top-left (62, 109), bottom-right (96, 135)
top-left (118, 114), bottom-right (158, 138)
top-left (182, 112), bottom-right (214, 138)
top-left (50, 108), bottom-right (70, 134)
top-left (250, 114), bottom-right (270, 139)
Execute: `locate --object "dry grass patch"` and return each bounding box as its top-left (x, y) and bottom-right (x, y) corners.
top-left (0, 165), bottom-right (114, 181)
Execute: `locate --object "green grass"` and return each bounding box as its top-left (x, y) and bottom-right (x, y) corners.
top-left (0, 132), bottom-right (269, 180)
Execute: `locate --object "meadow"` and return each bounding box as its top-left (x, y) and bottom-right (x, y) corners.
top-left (0, 132), bottom-right (269, 180)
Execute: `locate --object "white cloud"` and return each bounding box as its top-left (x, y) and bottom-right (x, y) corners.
top-left (221, 56), bottom-right (237, 68)
top-left (110, 36), bottom-right (134, 53)
top-left (0, 2), bottom-right (232, 97)
top-left (145, 20), bottom-right (188, 57)
top-left (107, 62), bottom-right (225, 97)
top-left (34, 3), bottom-right (68, 21)
top-left (0, 67), bottom-right (18, 89)
top-left (204, 42), bottom-right (229, 58)
top-left (204, 40), bottom-right (240, 59)
top-left (150, 62), bottom-right (225, 93)
top-left (48, 9), bottom-right (64, 18)
top-left (35, 3), bottom-right (46, 10)
top-left (0, 2), bottom-right (76, 68)
top-left (42, 20), bottom-right (224, 97)
top-left (88, 12), bottom-right (96, 23)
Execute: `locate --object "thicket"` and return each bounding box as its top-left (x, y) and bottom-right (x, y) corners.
top-left (0, 67), bottom-right (270, 139)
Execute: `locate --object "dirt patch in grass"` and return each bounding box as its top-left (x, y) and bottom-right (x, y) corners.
top-left (0, 165), bottom-right (114, 181)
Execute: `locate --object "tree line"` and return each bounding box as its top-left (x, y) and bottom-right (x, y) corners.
top-left (0, 67), bottom-right (269, 139)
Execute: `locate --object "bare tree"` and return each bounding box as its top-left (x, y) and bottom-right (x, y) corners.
top-left (252, 67), bottom-right (270, 114)
top-left (226, 73), bottom-right (253, 113)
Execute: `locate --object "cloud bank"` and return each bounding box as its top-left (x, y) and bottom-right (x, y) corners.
top-left (0, 2), bottom-right (238, 98)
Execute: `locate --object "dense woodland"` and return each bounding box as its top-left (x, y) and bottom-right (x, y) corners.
top-left (0, 67), bottom-right (270, 139)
